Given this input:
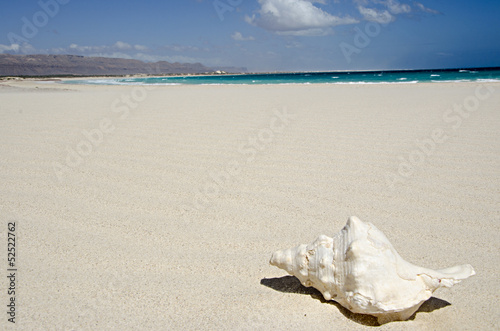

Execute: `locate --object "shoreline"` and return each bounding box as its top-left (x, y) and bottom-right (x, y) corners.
top-left (1, 65), bottom-right (499, 86)
top-left (0, 81), bottom-right (499, 329)
top-left (1, 64), bottom-right (499, 79)
top-left (3, 77), bottom-right (500, 88)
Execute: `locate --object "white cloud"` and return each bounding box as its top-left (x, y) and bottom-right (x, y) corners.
top-left (414, 2), bottom-right (441, 15)
top-left (134, 53), bottom-right (200, 64)
top-left (356, 0), bottom-right (439, 22)
top-left (231, 31), bottom-right (255, 41)
top-left (134, 44), bottom-right (149, 51)
top-left (67, 41), bottom-right (148, 53)
top-left (384, 0), bottom-right (411, 14)
top-left (0, 43), bottom-right (36, 54)
top-left (69, 43), bottom-right (94, 52)
top-left (0, 44), bottom-right (20, 53)
top-left (163, 45), bottom-right (200, 52)
top-left (113, 42), bottom-right (148, 51)
top-left (113, 41), bottom-right (132, 50)
top-left (246, 0), bottom-right (358, 36)
top-left (357, 5), bottom-right (394, 23)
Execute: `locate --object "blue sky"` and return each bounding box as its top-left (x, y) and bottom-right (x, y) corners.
top-left (1, 0), bottom-right (499, 71)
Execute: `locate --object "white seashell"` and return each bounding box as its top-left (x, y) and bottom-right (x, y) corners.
top-left (270, 216), bottom-right (475, 324)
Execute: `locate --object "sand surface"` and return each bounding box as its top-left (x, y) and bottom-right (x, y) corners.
top-left (1, 80), bottom-right (499, 330)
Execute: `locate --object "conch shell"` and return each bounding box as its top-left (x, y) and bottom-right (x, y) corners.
top-left (270, 216), bottom-right (475, 324)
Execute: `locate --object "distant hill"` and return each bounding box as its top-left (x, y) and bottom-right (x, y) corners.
top-left (0, 54), bottom-right (247, 76)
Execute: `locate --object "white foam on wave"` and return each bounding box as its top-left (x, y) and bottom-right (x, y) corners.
top-left (432, 79), bottom-right (472, 83)
top-left (79, 79), bottom-right (127, 85)
top-left (475, 79), bottom-right (500, 83)
top-left (146, 83), bottom-right (181, 85)
top-left (67, 79), bottom-right (182, 86)
top-left (330, 80), bottom-right (419, 85)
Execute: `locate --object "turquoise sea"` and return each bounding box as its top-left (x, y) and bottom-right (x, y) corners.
top-left (65, 67), bottom-right (500, 86)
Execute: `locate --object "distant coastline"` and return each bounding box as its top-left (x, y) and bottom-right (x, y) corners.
top-left (0, 54), bottom-right (247, 77)
top-left (2, 54), bottom-right (500, 80)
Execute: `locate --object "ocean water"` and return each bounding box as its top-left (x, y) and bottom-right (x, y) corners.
top-left (64, 67), bottom-right (500, 86)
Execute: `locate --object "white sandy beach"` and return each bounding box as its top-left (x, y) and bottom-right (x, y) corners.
top-left (1, 80), bottom-right (499, 330)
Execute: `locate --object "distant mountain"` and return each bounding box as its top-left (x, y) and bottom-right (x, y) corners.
top-left (0, 54), bottom-right (247, 76)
